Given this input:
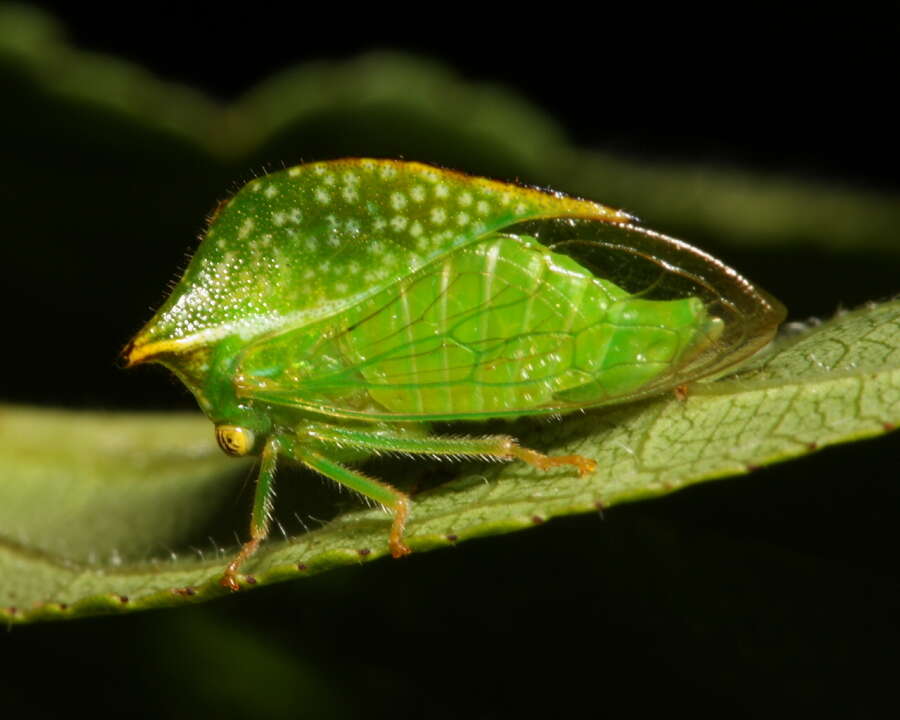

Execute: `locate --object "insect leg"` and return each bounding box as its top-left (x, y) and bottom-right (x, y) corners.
top-left (222, 436), bottom-right (280, 591)
top-left (289, 444), bottom-right (412, 559)
top-left (300, 424), bottom-right (597, 477)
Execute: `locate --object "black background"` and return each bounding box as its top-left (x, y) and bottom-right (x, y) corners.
top-left (2, 4), bottom-right (899, 718)
top-left (27, 6), bottom-right (900, 191)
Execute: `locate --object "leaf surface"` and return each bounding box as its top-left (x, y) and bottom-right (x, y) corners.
top-left (2, 300), bottom-right (897, 622)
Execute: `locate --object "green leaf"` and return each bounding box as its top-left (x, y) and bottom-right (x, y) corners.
top-left (2, 300), bottom-right (897, 622)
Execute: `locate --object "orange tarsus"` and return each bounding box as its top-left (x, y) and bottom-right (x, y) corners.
top-left (510, 446), bottom-right (597, 477)
top-left (220, 536), bottom-right (263, 592)
top-left (221, 574), bottom-right (242, 592)
top-left (674, 384), bottom-right (690, 402)
top-left (389, 496), bottom-right (412, 558)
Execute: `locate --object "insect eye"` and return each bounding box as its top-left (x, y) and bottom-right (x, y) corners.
top-left (215, 425), bottom-right (256, 457)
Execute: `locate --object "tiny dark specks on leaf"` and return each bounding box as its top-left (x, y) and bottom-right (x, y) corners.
top-left (884, 422), bottom-right (896, 432)
top-left (297, 563), bottom-right (308, 571)
top-left (745, 463), bottom-right (761, 472)
top-left (245, 576), bottom-right (258, 585)
top-left (531, 515), bottom-right (545, 525)
top-left (118, 595), bottom-right (129, 604)
top-left (357, 548), bottom-right (371, 557)
top-left (805, 441), bottom-right (818, 451)
top-left (173, 587), bottom-right (196, 597)
top-left (446, 534), bottom-right (459, 542)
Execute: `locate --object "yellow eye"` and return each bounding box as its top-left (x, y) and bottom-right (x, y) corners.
top-left (215, 425), bottom-right (256, 457)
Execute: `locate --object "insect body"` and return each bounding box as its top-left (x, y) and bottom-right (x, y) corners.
top-left (124, 159), bottom-right (784, 590)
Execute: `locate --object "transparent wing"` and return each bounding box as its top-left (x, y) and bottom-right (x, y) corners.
top-left (236, 221), bottom-right (784, 421)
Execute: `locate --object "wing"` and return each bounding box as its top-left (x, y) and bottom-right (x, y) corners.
top-left (235, 222), bottom-right (784, 421)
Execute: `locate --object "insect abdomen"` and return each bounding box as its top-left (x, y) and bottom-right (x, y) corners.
top-left (324, 233), bottom-right (718, 417)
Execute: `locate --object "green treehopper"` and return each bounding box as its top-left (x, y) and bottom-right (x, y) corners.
top-left (124, 159), bottom-right (785, 590)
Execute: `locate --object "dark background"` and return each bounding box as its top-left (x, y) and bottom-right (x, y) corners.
top-left (26, 6), bottom-right (900, 192)
top-left (2, 4), bottom-right (898, 718)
